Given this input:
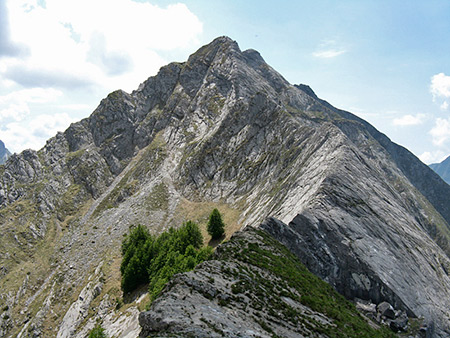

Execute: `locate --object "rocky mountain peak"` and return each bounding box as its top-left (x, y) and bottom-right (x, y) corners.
top-left (186, 35), bottom-right (239, 66)
top-left (1, 37), bottom-right (450, 337)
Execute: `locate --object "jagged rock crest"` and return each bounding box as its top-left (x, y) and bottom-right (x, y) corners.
top-left (0, 37), bottom-right (449, 337)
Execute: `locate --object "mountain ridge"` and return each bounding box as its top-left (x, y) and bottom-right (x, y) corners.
top-left (0, 36), bottom-right (449, 337)
top-left (430, 155), bottom-right (450, 185)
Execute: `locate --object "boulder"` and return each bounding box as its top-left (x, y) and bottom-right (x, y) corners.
top-left (377, 301), bottom-right (396, 319)
top-left (389, 313), bottom-right (408, 332)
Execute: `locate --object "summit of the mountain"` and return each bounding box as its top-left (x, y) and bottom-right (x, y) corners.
top-left (0, 37), bottom-right (450, 337)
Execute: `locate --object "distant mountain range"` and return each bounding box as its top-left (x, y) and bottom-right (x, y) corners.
top-left (430, 156), bottom-right (450, 185)
top-left (0, 140), bottom-right (11, 164)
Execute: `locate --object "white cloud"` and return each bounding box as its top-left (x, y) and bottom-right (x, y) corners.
top-left (392, 114), bottom-right (425, 126)
top-left (430, 73), bottom-right (450, 110)
top-left (419, 150), bottom-right (447, 165)
top-left (58, 103), bottom-right (92, 111)
top-left (4, 64), bottom-right (92, 89)
top-left (0, 112), bottom-right (76, 153)
top-left (430, 117), bottom-right (450, 146)
top-left (431, 73), bottom-right (450, 98)
top-left (0, 88), bottom-right (62, 121)
top-left (312, 49), bottom-right (346, 58)
top-left (4, 0), bottom-right (203, 91)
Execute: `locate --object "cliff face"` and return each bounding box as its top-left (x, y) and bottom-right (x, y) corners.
top-left (0, 37), bottom-right (449, 337)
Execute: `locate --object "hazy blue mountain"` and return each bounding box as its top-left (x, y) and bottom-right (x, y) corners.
top-left (430, 155), bottom-right (450, 185)
top-left (0, 140), bottom-right (11, 164)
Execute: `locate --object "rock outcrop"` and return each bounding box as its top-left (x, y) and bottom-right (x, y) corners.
top-left (261, 217), bottom-right (450, 337)
top-left (0, 36), bottom-right (449, 337)
top-left (139, 225), bottom-right (393, 337)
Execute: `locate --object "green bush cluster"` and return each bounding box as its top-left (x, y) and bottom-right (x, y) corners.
top-left (120, 224), bottom-right (152, 293)
top-left (120, 221), bottom-right (213, 300)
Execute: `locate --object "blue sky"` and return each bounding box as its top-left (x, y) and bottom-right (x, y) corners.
top-left (1, 0), bottom-right (449, 164)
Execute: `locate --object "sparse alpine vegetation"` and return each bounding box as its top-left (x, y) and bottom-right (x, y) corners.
top-left (88, 325), bottom-right (107, 338)
top-left (139, 226), bottom-right (396, 337)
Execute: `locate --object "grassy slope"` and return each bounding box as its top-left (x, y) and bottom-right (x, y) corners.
top-left (215, 228), bottom-right (396, 338)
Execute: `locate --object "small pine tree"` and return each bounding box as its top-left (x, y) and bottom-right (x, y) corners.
top-left (179, 220), bottom-right (203, 249)
top-left (207, 208), bottom-right (225, 240)
top-left (88, 325), bottom-right (107, 338)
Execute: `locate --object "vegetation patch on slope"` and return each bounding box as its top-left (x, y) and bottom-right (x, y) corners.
top-left (92, 131), bottom-right (167, 218)
top-left (140, 227), bottom-right (395, 338)
top-left (120, 222), bottom-right (213, 302)
top-left (224, 229), bottom-right (395, 337)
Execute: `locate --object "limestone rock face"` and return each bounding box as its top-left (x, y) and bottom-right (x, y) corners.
top-left (261, 216), bottom-right (450, 337)
top-left (0, 36), bottom-right (450, 337)
top-left (139, 226), bottom-right (389, 338)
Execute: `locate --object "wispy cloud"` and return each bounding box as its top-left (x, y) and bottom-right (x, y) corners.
top-left (0, 113), bottom-right (76, 153)
top-left (312, 39), bottom-right (346, 59)
top-left (4, 65), bottom-right (93, 89)
top-left (58, 103), bottom-right (92, 111)
top-left (312, 49), bottom-right (346, 59)
top-left (392, 114), bottom-right (426, 126)
top-left (0, 88), bottom-right (62, 122)
top-left (0, 0), bottom-right (28, 57)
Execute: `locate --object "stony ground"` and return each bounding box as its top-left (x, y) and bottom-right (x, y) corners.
top-left (139, 226), bottom-right (395, 338)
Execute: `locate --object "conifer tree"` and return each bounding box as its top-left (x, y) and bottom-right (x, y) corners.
top-left (207, 208), bottom-right (225, 239)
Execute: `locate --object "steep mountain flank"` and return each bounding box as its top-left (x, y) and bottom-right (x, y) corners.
top-left (139, 225), bottom-right (395, 338)
top-left (0, 37), bottom-right (449, 337)
top-left (430, 156), bottom-right (450, 185)
top-left (299, 88), bottom-right (450, 229)
top-left (0, 140), bottom-right (11, 165)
